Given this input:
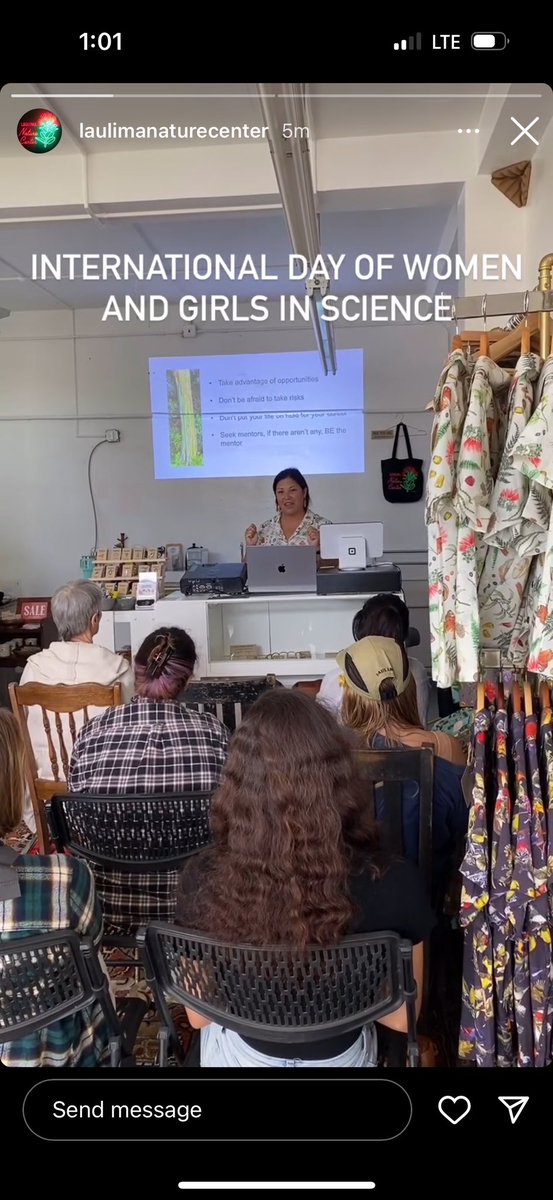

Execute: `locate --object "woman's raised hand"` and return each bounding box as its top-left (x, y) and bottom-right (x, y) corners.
top-left (245, 524), bottom-right (259, 546)
top-left (307, 527), bottom-right (320, 549)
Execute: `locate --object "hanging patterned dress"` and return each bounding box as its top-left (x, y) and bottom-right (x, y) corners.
top-left (509, 359), bottom-right (553, 676)
top-left (453, 358), bottom-right (511, 681)
top-left (458, 706), bottom-right (496, 1064)
top-left (488, 705), bottom-right (516, 1066)
top-left (523, 711), bottom-right (552, 1066)
top-left (426, 349), bottom-right (472, 687)
top-left (508, 709), bottom-right (536, 1066)
top-left (539, 705), bottom-right (553, 1064)
top-left (478, 354), bottom-right (542, 660)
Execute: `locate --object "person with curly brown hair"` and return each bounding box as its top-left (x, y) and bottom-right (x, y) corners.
top-left (176, 688), bottom-right (434, 1067)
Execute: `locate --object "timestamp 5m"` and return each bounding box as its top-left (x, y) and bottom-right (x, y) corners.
top-left (283, 123), bottom-right (309, 138)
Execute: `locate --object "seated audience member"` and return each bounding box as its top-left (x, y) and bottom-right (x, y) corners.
top-left (20, 579), bottom-right (134, 783)
top-left (338, 635), bottom-right (468, 906)
top-left (176, 689), bottom-right (434, 1068)
top-left (68, 628), bottom-right (229, 927)
top-left (318, 594), bottom-right (430, 727)
top-left (0, 709), bottom-right (110, 1067)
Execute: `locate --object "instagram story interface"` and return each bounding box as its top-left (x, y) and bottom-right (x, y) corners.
top-left (1, 76), bottom-right (553, 1177)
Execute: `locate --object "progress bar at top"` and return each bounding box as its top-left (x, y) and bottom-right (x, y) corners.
top-left (177, 1185), bottom-right (376, 1192)
top-left (393, 33), bottom-right (422, 50)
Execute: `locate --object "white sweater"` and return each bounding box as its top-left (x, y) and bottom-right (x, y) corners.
top-left (20, 641), bottom-right (135, 781)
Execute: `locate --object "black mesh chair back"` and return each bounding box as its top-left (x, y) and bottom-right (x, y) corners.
top-left (140, 924), bottom-right (419, 1067)
top-left (180, 676), bottom-right (278, 732)
top-left (50, 791), bottom-right (212, 870)
top-left (355, 748), bottom-right (433, 892)
top-left (0, 929), bottom-right (144, 1066)
top-left (50, 792), bottom-right (214, 952)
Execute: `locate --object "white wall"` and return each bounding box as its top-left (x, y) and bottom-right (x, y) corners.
top-left (0, 309), bottom-right (445, 654)
top-left (525, 117), bottom-right (553, 282)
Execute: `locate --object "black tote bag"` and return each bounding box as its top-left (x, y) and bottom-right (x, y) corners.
top-left (381, 423), bottom-right (424, 504)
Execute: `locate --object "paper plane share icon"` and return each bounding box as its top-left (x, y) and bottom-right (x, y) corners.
top-left (498, 1097), bottom-right (529, 1125)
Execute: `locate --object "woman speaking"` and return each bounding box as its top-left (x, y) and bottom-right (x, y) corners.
top-left (245, 468), bottom-right (330, 550)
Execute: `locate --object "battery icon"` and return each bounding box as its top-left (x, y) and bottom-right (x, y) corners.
top-left (471, 32), bottom-right (508, 49)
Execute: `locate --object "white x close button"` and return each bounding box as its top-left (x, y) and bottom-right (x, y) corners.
top-left (510, 116), bottom-right (540, 146)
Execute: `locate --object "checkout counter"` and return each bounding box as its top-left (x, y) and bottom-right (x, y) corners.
top-left (96, 523), bottom-right (405, 683)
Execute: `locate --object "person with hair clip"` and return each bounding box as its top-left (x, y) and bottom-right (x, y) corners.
top-left (176, 689), bottom-right (435, 1068)
top-left (68, 628), bottom-right (229, 927)
top-left (0, 709), bottom-right (111, 1067)
top-left (338, 636), bottom-right (468, 907)
top-left (244, 467), bottom-right (330, 550)
top-left (69, 627), bottom-right (229, 795)
top-left (318, 593), bottom-right (431, 727)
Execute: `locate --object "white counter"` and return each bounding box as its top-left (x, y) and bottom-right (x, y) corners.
top-left (97, 589), bottom-right (403, 681)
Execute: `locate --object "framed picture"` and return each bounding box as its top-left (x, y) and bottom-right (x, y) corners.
top-left (132, 547), bottom-right (145, 561)
top-left (105, 564), bottom-right (117, 580)
top-left (120, 548), bottom-right (133, 562)
top-left (110, 547), bottom-right (122, 561)
top-left (122, 562), bottom-right (133, 579)
top-left (96, 549), bottom-right (108, 562)
top-left (91, 565), bottom-right (105, 580)
top-left (147, 547), bottom-right (158, 560)
top-left (166, 543), bottom-right (184, 571)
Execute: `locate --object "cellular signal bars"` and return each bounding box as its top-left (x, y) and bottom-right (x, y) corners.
top-left (393, 34), bottom-right (422, 50)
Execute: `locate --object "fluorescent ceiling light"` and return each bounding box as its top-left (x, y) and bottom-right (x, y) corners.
top-left (257, 83), bottom-right (337, 374)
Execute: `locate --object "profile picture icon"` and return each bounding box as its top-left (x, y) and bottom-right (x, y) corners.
top-left (17, 108), bottom-right (62, 153)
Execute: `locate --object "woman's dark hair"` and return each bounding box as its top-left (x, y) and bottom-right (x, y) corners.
top-left (184, 689), bottom-right (380, 948)
top-left (272, 467), bottom-right (310, 511)
top-left (352, 593), bottom-right (410, 644)
top-left (134, 626), bottom-right (196, 701)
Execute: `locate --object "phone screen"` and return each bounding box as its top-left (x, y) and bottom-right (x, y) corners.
top-left (1, 28), bottom-right (552, 1195)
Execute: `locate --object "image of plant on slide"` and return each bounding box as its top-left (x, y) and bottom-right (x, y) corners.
top-left (167, 368), bottom-right (204, 466)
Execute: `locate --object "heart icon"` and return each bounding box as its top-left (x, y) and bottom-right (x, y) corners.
top-left (438, 1095), bottom-right (471, 1125)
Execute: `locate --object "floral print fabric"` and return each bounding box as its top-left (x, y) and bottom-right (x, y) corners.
top-left (258, 508), bottom-right (330, 546)
top-left (453, 359), bottom-right (511, 682)
top-left (478, 355), bottom-right (542, 664)
top-left (426, 350), bottom-right (472, 687)
top-left (510, 360), bottom-right (553, 678)
top-left (459, 699), bottom-right (553, 1067)
top-left (427, 350), bottom-right (553, 684)
top-left (458, 707), bottom-right (494, 1064)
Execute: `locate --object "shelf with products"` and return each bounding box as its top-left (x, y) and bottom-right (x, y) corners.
top-left (87, 548), bottom-right (167, 600)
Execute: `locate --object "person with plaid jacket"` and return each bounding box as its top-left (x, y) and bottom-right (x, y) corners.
top-left (68, 628), bottom-right (230, 928)
top-left (0, 709), bottom-right (110, 1067)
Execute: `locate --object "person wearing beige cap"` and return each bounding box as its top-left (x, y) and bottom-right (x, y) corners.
top-left (338, 636), bottom-right (465, 764)
top-left (339, 635), bottom-right (468, 905)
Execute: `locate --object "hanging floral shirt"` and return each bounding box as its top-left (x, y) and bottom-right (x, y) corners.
top-left (478, 354), bottom-right (542, 661)
top-left (510, 359), bottom-right (553, 676)
top-left (426, 349), bottom-right (472, 687)
top-left (453, 358), bottom-right (511, 681)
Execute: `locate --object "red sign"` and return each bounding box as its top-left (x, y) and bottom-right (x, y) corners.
top-left (17, 598), bottom-right (51, 622)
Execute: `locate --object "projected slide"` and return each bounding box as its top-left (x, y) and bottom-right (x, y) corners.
top-left (149, 349), bottom-right (364, 479)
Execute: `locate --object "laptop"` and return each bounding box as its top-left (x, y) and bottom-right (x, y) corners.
top-left (246, 545), bottom-right (317, 594)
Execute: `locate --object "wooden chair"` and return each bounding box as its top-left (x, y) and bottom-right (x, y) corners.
top-left (8, 682), bottom-right (122, 853)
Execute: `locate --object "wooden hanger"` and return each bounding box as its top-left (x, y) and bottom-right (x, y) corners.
top-left (476, 681), bottom-right (486, 711)
top-left (511, 681), bottom-right (522, 713)
top-left (489, 312), bottom-right (539, 362)
top-left (523, 680), bottom-right (534, 715)
top-left (539, 679), bottom-right (551, 710)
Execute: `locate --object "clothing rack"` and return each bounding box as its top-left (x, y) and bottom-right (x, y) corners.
top-left (451, 252), bottom-right (553, 358)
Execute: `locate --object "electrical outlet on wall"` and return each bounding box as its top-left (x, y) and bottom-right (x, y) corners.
top-left (105, 429), bottom-right (121, 442)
